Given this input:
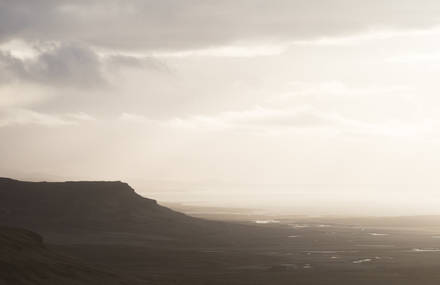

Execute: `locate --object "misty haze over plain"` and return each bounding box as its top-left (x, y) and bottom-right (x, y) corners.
top-left (3, 0), bottom-right (440, 215)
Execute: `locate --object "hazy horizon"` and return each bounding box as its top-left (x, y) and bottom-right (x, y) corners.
top-left (3, 175), bottom-right (440, 216)
top-left (3, 0), bottom-right (440, 216)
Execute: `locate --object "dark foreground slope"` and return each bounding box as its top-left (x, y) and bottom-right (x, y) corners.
top-left (0, 227), bottom-right (139, 285)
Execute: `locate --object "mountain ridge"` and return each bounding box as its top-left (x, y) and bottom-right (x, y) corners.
top-left (0, 177), bottom-right (190, 234)
top-left (0, 177), bottom-right (286, 246)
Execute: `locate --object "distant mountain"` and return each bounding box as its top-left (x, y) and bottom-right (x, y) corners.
top-left (0, 226), bottom-right (138, 285)
top-left (0, 178), bottom-right (286, 245)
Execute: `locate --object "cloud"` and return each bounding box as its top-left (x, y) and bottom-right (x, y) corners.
top-left (120, 106), bottom-right (439, 138)
top-left (211, 107), bottom-right (343, 128)
top-left (120, 107), bottom-right (359, 132)
top-left (119, 113), bottom-right (156, 124)
top-left (151, 44), bottom-right (288, 58)
top-left (0, 41), bottom-right (170, 88)
top-left (2, 0), bottom-right (440, 52)
top-left (0, 43), bottom-right (104, 87)
top-left (0, 0), bottom-right (57, 43)
top-left (170, 107), bottom-right (368, 133)
top-left (290, 26), bottom-right (440, 47)
top-left (0, 108), bottom-right (95, 127)
top-left (387, 52), bottom-right (440, 64)
top-left (105, 54), bottom-right (169, 71)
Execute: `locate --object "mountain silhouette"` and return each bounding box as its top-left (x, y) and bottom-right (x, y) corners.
top-left (0, 178), bottom-right (183, 230)
top-left (0, 178), bottom-right (284, 245)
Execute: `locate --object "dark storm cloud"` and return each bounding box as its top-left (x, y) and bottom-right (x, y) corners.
top-left (2, 0), bottom-right (440, 51)
top-left (0, 43), bottom-right (104, 87)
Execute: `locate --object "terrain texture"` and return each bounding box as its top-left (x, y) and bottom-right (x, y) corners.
top-left (2, 178), bottom-right (440, 284)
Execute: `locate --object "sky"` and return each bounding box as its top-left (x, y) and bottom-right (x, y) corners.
top-left (2, 0), bottom-right (440, 215)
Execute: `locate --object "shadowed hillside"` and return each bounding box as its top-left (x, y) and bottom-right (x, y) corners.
top-left (0, 178), bottom-right (185, 232)
top-left (0, 178), bottom-right (286, 245)
top-left (0, 227), bottom-right (139, 285)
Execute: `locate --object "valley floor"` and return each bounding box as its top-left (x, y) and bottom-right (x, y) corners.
top-left (50, 219), bottom-right (440, 285)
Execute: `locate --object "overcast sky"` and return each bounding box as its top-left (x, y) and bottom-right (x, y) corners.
top-left (2, 0), bottom-right (440, 215)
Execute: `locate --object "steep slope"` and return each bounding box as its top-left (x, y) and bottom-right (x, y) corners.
top-left (0, 227), bottom-right (139, 285)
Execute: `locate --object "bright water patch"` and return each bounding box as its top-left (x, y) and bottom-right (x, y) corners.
top-left (290, 224), bottom-right (310, 228)
top-left (353, 258), bottom-right (372, 264)
top-left (412, 248), bottom-right (440, 252)
top-left (255, 220), bottom-right (280, 224)
top-left (305, 250), bottom-right (344, 254)
top-left (368, 233), bottom-right (389, 236)
top-left (353, 257), bottom-right (381, 264)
